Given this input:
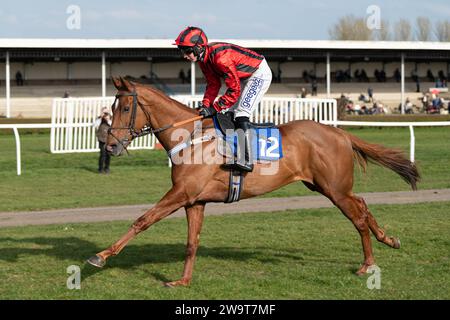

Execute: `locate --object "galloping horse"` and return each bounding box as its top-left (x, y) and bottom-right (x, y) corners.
top-left (87, 77), bottom-right (420, 287)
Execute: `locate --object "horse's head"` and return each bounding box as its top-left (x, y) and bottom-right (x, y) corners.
top-left (107, 77), bottom-right (152, 156)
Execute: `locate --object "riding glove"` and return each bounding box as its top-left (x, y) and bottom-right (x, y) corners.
top-left (199, 106), bottom-right (217, 118)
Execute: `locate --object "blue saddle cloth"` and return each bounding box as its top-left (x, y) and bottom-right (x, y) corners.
top-left (213, 116), bottom-right (283, 161)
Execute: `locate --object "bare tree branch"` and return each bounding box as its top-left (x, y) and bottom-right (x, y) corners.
top-left (376, 19), bottom-right (391, 41)
top-left (416, 16), bottom-right (431, 41)
top-left (434, 20), bottom-right (450, 42)
top-left (329, 15), bottom-right (374, 40)
top-left (394, 19), bottom-right (412, 41)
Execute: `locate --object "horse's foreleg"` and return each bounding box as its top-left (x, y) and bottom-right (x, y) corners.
top-left (164, 203), bottom-right (205, 288)
top-left (87, 185), bottom-right (188, 268)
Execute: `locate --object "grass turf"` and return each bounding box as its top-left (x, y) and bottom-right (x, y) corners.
top-left (0, 201), bottom-right (448, 299)
top-left (1, 126), bottom-right (450, 211)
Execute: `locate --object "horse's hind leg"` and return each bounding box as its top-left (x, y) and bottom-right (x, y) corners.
top-left (332, 193), bottom-right (376, 275)
top-left (357, 197), bottom-right (401, 249)
top-left (165, 203), bottom-right (205, 288)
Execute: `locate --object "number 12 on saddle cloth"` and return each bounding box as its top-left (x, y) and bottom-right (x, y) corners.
top-left (213, 119), bottom-right (283, 162)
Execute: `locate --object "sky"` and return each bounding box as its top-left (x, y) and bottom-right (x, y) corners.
top-left (0, 0), bottom-right (449, 40)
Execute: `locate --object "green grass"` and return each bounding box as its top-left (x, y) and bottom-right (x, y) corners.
top-left (0, 201), bottom-right (449, 299)
top-left (1, 126), bottom-right (450, 211)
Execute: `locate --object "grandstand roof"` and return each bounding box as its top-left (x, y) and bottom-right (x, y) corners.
top-left (1, 39), bottom-right (450, 61)
top-left (1, 38), bottom-right (450, 50)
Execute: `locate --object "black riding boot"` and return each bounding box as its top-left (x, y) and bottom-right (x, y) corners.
top-left (223, 117), bottom-right (254, 172)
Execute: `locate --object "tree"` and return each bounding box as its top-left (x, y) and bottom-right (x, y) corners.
top-left (394, 19), bottom-right (412, 41)
top-left (416, 17), bottom-right (431, 41)
top-left (376, 19), bottom-right (391, 41)
top-left (329, 15), bottom-right (373, 40)
top-left (434, 20), bottom-right (450, 42)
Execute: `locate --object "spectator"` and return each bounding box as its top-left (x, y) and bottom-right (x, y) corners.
top-left (394, 68), bottom-right (401, 82)
top-left (374, 69), bottom-right (381, 82)
top-left (63, 91), bottom-right (70, 98)
top-left (15, 71), bottom-right (24, 86)
top-left (94, 107), bottom-right (112, 174)
top-left (438, 70), bottom-right (446, 82)
top-left (300, 87), bottom-right (307, 98)
top-left (186, 69), bottom-right (191, 82)
top-left (380, 69), bottom-right (386, 82)
top-left (277, 64), bottom-right (282, 83)
top-left (178, 69), bottom-right (186, 84)
top-left (411, 69), bottom-right (418, 82)
top-left (367, 87), bottom-right (373, 103)
top-left (405, 98), bottom-right (414, 114)
top-left (427, 69), bottom-right (434, 82)
top-left (360, 69), bottom-right (369, 82)
top-left (302, 70), bottom-right (309, 83)
top-left (358, 93), bottom-right (369, 103)
top-left (420, 92), bottom-right (429, 112)
top-left (311, 79), bottom-right (318, 96)
top-left (354, 69), bottom-right (360, 82)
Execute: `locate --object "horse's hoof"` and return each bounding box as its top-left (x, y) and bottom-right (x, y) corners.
top-left (87, 255), bottom-right (106, 268)
top-left (163, 279), bottom-right (189, 288)
top-left (355, 263), bottom-right (371, 276)
top-left (392, 237), bottom-right (401, 249)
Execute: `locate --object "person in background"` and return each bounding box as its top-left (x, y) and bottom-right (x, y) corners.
top-left (300, 87), bottom-right (307, 98)
top-left (311, 79), bottom-right (318, 96)
top-left (15, 71), bottom-right (24, 86)
top-left (94, 107), bottom-right (112, 174)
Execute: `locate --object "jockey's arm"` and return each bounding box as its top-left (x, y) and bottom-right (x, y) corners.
top-left (200, 63), bottom-right (221, 108)
top-left (212, 59), bottom-right (241, 111)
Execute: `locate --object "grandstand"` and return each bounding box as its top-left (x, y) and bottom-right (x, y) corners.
top-left (1, 39), bottom-right (449, 117)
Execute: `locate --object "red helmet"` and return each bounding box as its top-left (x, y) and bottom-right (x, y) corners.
top-left (173, 26), bottom-right (208, 47)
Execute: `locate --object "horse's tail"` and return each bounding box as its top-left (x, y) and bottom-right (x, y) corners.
top-left (345, 131), bottom-right (420, 190)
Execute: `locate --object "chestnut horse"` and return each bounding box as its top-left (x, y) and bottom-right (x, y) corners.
top-left (87, 77), bottom-right (420, 287)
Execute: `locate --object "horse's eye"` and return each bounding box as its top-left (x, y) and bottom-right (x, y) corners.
top-left (124, 106), bottom-right (130, 112)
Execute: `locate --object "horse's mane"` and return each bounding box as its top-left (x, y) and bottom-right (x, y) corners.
top-left (125, 77), bottom-right (197, 115)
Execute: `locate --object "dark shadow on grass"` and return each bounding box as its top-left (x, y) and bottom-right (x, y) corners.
top-left (80, 165), bottom-right (100, 174)
top-left (0, 236), bottom-right (358, 282)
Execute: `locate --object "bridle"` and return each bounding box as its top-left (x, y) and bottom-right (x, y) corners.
top-left (108, 90), bottom-right (173, 152)
top-left (108, 89), bottom-right (204, 154)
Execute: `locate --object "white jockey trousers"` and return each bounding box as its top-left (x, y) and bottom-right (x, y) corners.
top-left (231, 58), bottom-right (272, 119)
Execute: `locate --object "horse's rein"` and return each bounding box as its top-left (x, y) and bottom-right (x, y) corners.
top-left (108, 90), bottom-right (204, 153)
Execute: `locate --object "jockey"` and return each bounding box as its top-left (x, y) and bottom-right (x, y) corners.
top-left (174, 26), bottom-right (272, 172)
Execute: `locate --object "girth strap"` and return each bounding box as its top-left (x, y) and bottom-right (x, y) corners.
top-left (225, 170), bottom-right (244, 203)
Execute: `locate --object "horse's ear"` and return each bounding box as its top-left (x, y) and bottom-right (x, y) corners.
top-left (121, 77), bottom-right (134, 91)
top-left (111, 76), bottom-right (123, 89)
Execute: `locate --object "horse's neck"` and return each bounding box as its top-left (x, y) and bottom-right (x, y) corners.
top-left (144, 91), bottom-right (197, 151)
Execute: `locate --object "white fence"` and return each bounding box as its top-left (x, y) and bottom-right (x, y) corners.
top-left (172, 96), bottom-right (337, 125)
top-left (322, 120), bottom-right (450, 163)
top-left (50, 96), bottom-right (337, 153)
top-left (51, 97), bottom-right (155, 153)
top-left (1, 96), bottom-right (337, 175)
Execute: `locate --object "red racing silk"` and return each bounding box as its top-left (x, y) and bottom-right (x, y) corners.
top-left (199, 42), bottom-right (264, 111)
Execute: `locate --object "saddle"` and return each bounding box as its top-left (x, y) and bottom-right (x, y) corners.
top-left (214, 112), bottom-right (275, 136)
top-left (212, 112), bottom-right (283, 204)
